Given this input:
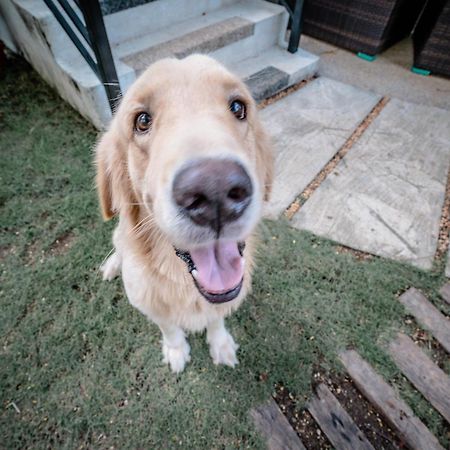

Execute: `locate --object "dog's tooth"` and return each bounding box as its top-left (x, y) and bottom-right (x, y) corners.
top-left (191, 269), bottom-right (198, 279)
top-left (241, 258), bottom-right (245, 268)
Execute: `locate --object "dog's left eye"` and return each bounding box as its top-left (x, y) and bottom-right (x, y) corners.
top-left (230, 100), bottom-right (246, 120)
top-left (135, 112), bottom-right (152, 133)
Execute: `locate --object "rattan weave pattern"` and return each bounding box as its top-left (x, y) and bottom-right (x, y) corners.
top-left (302, 0), bottom-right (426, 55)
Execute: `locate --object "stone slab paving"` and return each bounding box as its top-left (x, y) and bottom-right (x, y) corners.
top-left (292, 98), bottom-right (450, 269)
top-left (260, 77), bottom-right (381, 218)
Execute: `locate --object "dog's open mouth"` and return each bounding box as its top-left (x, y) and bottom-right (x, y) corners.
top-left (175, 242), bottom-right (245, 304)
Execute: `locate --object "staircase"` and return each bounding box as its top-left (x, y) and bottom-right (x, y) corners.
top-left (1, 0), bottom-right (318, 129)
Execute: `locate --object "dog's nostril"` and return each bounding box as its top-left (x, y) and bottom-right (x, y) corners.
top-left (186, 194), bottom-right (207, 210)
top-left (228, 186), bottom-right (249, 202)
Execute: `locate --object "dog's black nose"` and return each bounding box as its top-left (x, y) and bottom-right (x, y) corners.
top-left (172, 159), bottom-right (253, 233)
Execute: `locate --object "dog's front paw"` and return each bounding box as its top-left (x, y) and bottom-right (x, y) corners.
top-left (100, 253), bottom-right (121, 281)
top-left (209, 331), bottom-right (239, 368)
top-left (162, 340), bottom-right (191, 373)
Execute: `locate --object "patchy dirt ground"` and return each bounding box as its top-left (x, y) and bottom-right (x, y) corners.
top-left (24, 231), bottom-right (75, 266)
top-left (334, 244), bottom-right (374, 262)
top-left (0, 243), bottom-right (15, 263)
top-left (274, 382), bottom-right (332, 449)
top-left (48, 231), bottom-right (75, 256)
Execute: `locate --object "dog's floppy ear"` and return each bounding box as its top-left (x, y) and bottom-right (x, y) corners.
top-left (251, 114), bottom-right (274, 202)
top-left (259, 129), bottom-right (274, 202)
top-left (95, 129), bottom-right (128, 220)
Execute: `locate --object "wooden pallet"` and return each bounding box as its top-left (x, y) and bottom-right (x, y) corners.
top-left (388, 332), bottom-right (450, 423)
top-left (339, 350), bottom-right (444, 450)
top-left (251, 285), bottom-right (449, 449)
top-left (399, 287), bottom-right (450, 353)
top-left (308, 383), bottom-right (375, 450)
top-left (439, 282), bottom-right (450, 306)
top-left (250, 398), bottom-right (306, 450)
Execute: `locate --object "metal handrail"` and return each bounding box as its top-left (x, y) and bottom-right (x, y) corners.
top-left (277, 0), bottom-right (305, 53)
top-left (57, 0), bottom-right (91, 45)
top-left (42, 0), bottom-right (121, 112)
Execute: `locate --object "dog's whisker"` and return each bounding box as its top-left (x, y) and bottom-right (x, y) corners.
top-left (136, 221), bottom-right (159, 241)
top-left (130, 215), bottom-right (152, 234)
top-left (131, 213), bottom-right (160, 238)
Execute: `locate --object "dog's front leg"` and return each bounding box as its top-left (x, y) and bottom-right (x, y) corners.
top-left (159, 323), bottom-right (191, 373)
top-left (206, 318), bottom-right (239, 368)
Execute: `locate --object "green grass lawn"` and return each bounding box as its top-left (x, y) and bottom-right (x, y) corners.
top-left (1, 57), bottom-right (449, 449)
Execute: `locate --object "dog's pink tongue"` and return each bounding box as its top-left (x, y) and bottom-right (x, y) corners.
top-left (189, 241), bottom-right (243, 294)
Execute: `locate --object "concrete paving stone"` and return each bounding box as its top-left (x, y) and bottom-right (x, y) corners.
top-left (292, 98), bottom-right (450, 269)
top-left (261, 77), bottom-right (381, 218)
top-left (301, 36), bottom-right (450, 112)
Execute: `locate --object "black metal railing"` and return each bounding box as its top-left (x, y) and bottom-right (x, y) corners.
top-left (43, 0), bottom-right (121, 112)
top-left (277, 0), bottom-right (305, 53)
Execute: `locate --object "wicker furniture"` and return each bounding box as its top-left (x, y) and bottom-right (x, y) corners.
top-left (412, 0), bottom-right (450, 77)
top-left (302, 0), bottom-right (426, 56)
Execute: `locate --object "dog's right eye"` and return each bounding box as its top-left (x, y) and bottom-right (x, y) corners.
top-left (229, 100), bottom-right (246, 120)
top-left (135, 112), bottom-right (152, 133)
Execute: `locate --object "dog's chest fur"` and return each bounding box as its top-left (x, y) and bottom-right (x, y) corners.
top-left (116, 218), bottom-right (255, 331)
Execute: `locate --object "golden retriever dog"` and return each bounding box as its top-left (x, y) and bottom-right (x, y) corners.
top-left (95, 54), bottom-right (273, 373)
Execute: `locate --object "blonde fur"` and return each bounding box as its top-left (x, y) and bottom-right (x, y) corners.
top-left (95, 55), bottom-right (273, 372)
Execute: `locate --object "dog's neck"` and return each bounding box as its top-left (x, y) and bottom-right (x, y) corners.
top-left (119, 203), bottom-right (258, 291)
top-left (120, 205), bottom-right (189, 284)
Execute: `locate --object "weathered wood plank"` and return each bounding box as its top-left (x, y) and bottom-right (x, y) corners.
top-left (339, 350), bottom-right (444, 450)
top-left (439, 282), bottom-right (450, 306)
top-left (388, 333), bottom-right (450, 423)
top-left (308, 383), bottom-right (375, 450)
top-left (250, 398), bottom-right (306, 450)
top-left (399, 288), bottom-right (450, 354)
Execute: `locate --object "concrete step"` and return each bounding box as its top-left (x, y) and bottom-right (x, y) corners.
top-left (122, 16), bottom-right (255, 75)
top-left (231, 46), bottom-right (319, 102)
top-left (118, 0), bottom-right (287, 73)
top-left (1, 0), bottom-right (318, 128)
top-left (105, 0), bottom-right (242, 46)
